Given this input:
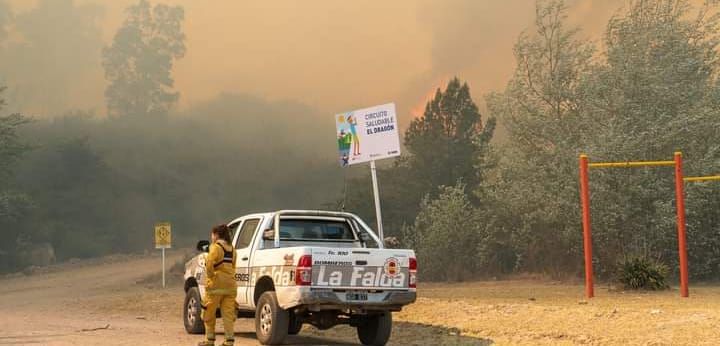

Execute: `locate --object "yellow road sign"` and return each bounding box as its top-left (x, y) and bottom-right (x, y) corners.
top-left (155, 222), bottom-right (172, 249)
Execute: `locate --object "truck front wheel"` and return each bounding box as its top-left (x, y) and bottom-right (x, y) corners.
top-left (183, 287), bottom-right (205, 334)
top-left (357, 312), bottom-right (392, 346)
top-left (255, 291), bottom-right (289, 345)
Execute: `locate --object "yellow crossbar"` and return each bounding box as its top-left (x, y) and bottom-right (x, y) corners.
top-left (684, 175), bottom-right (720, 182)
top-left (588, 161), bottom-right (675, 168)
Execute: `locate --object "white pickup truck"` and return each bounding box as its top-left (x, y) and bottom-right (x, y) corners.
top-left (183, 210), bottom-right (417, 345)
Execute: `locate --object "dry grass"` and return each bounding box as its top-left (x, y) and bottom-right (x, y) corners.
top-left (391, 280), bottom-right (720, 345)
top-left (104, 275), bottom-right (720, 345)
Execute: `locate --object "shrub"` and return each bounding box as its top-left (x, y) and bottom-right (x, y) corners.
top-left (404, 184), bottom-right (479, 282)
top-left (616, 256), bottom-right (669, 290)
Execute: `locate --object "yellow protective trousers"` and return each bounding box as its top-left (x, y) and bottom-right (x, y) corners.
top-left (202, 292), bottom-right (236, 342)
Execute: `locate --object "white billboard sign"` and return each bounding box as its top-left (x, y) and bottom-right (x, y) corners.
top-left (335, 102), bottom-right (401, 167)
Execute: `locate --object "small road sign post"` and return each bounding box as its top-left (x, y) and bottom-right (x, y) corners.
top-left (154, 222), bottom-right (172, 288)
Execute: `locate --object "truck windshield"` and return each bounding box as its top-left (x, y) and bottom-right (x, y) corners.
top-left (279, 219), bottom-right (355, 241)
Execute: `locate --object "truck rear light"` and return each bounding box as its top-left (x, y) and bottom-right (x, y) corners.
top-left (295, 255), bottom-right (312, 286)
top-left (409, 257), bottom-right (417, 288)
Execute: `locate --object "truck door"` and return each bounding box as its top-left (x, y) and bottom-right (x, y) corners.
top-left (233, 218), bottom-right (261, 306)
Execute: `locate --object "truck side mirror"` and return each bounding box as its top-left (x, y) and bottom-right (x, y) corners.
top-left (262, 228), bottom-right (275, 241)
top-left (196, 240), bottom-right (210, 252)
top-left (358, 232), bottom-right (371, 242)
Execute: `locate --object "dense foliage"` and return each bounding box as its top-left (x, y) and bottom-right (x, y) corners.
top-left (403, 184), bottom-right (480, 281)
top-left (344, 78), bottom-right (495, 237)
top-left (2, 0), bottom-right (720, 284)
top-left (484, 0), bottom-right (720, 280)
top-left (0, 1), bottom-right (343, 270)
top-left (2, 96), bottom-right (343, 268)
top-left (0, 87), bottom-right (32, 271)
top-left (362, 0), bottom-right (720, 282)
top-left (102, 0), bottom-right (185, 118)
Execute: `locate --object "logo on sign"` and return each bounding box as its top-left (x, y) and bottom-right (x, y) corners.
top-left (384, 257), bottom-right (399, 277)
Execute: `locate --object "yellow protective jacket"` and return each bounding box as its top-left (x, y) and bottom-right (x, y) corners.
top-left (205, 239), bottom-right (237, 295)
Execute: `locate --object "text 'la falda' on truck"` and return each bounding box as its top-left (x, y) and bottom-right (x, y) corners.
top-left (183, 210), bottom-right (417, 346)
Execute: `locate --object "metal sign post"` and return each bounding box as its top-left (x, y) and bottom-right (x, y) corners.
top-left (154, 222), bottom-right (172, 288)
top-left (162, 248), bottom-right (165, 288)
top-left (370, 160), bottom-right (384, 242)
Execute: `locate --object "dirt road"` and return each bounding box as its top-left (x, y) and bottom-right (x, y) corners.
top-left (0, 252), bottom-right (346, 346)
top-left (0, 253), bottom-right (476, 346)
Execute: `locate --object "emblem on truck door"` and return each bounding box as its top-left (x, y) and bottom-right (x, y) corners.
top-left (384, 257), bottom-right (399, 277)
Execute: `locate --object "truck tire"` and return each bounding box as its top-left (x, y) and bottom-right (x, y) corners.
top-left (288, 311), bottom-right (303, 335)
top-left (357, 312), bottom-right (392, 346)
top-left (255, 291), bottom-right (289, 345)
top-left (184, 287), bottom-right (205, 334)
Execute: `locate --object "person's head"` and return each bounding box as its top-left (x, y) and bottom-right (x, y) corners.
top-left (211, 224), bottom-right (232, 243)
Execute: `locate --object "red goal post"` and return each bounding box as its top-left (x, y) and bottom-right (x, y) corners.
top-left (578, 152), bottom-right (689, 298)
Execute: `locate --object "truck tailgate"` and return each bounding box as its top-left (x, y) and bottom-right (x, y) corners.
top-left (310, 248), bottom-right (414, 289)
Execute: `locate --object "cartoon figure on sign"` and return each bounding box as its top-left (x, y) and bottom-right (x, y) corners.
top-left (336, 115), bottom-right (353, 166)
top-left (384, 257), bottom-right (399, 278)
top-left (347, 114), bottom-right (360, 156)
top-left (337, 129), bottom-right (352, 166)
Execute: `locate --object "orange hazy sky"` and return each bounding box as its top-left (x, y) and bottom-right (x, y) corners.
top-left (4, 0), bottom-right (631, 119)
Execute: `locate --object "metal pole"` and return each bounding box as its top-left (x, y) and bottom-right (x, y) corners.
top-left (674, 152), bottom-right (689, 297)
top-left (370, 160), bottom-right (384, 244)
top-left (162, 247), bottom-right (166, 288)
top-left (579, 154), bottom-right (594, 298)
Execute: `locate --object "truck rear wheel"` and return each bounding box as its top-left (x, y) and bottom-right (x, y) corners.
top-left (255, 291), bottom-right (289, 345)
top-left (357, 312), bottom-right (392, 346)
top-left (184, 287), bottom-right (205, 334)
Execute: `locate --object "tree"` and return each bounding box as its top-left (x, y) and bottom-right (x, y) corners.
top-left (583, 0), bottom-right (720, 278)
top-left (404, 184), bottom-right (480, 281)
top-left (487, 0), bottom-right (720, 279)
top-left (0, 88), bottom-right (30, 180)
top-left (485, 0), bottom-right (593, 274)
top-left (342, 78), bottom-right (495, 238)
top-left (342, 158), bottom-right (428, 238)
top-left (102, 0), bottom-right (185, 118)
top-left (0, 86), bottom-right (31, 271)
top-left (405, 77), bottom-right (495, 197)
top-left (16, 136), bottom-right (121, 259)
top-left (0, 0), bottom-right (103, 113)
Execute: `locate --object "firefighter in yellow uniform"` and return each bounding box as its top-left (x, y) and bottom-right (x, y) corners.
top-left (200, 224), bottom-right (237, 346)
